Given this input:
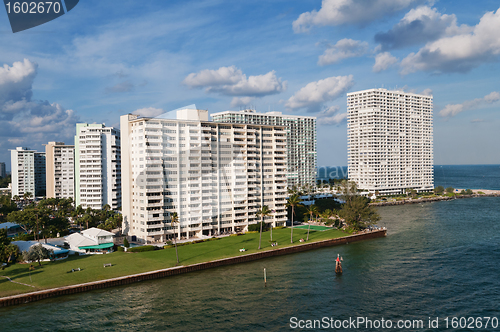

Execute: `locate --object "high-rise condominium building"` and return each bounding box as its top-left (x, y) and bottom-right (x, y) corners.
top-left (121, 108), bottom-right (288, 243)
top-left (0, 162), bottom-right (5, 178)
top-left (347, 88), bottom-right (434, 195)
top-left (10, 147), bottom-right (46, 197)
top-left (211, 109), bottom-right (317, 190)
top-left (45, 142), bottom-right (75, 200)
top-left (75, 124), bottom-right (121, 210)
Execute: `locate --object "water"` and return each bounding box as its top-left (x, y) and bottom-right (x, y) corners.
top-left (1, 166), bottom-right (499, 331)
top-left (434, 165), bottom-right (500, 190)
top-left (318, 164), bottom-right (500, 191)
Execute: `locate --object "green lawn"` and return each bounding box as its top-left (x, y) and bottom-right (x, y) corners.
top-left (293, 225), bottom-right (332, 231)
top-left (0, 228), bottom-right (346, 297)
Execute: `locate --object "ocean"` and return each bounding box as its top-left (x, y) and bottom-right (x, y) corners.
top-left (318, 164), bottom-right (500, 191)
top-left (0, 165), bottom-right (499, 331)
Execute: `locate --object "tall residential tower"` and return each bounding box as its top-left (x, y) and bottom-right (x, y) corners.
top-left (211, 110), bottom-right (317, 190)
top-left (121, 108), bottom-right (288, 243)
top-left (45, 142), bottom-right (75, 200)
top-left (10, 147), bottom-right (46, 197)
top-left (347, 88), bottom-right (433, 195)
top-left (75, 124), bottom-right (121, 209)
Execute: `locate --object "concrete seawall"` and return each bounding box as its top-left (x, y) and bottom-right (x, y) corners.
top-left (0, 229), bottom-right (386, 307)
top-left (370, 193), bottom-right (500, 207)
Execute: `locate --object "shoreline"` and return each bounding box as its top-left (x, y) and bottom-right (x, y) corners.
top-left (370, 191), bottom-right (500, 207)
top-left (0, 229), bottom-right (386, 307)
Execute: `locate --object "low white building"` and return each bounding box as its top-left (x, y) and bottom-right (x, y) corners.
top-left (65, 228), bottom-right (115, 254)
top-left (12, 241), bottom-right (69, 261)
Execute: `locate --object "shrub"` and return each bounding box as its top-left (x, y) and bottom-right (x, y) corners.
top-left (123, 238), bottom-right (130, 248)
top-left (127, 245), bottom-right (156, 252)
top-left (248, 222), bottom-right (270, 232)
top-left (116, 246), bottom-right (124, 252)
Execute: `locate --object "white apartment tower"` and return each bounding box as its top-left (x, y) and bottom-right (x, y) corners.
top-left (45, 142), bottom-right (75, 200)
top-left (75, 124), bottom-right (121, 210)
top-left (10, 147), bottom-right (46, 197)
top-left (121, 108), bottom-right (288, 243)
top-left (211, 110), bottom-right (317, 190)
top-left (347, 88), bottom-right (434, 194)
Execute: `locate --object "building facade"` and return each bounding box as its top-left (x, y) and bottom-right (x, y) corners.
top-left (211, 109), bottom-right (317, 190)
top-left (75, 124), bottom-right (121, 210)
top-left (347, 88), bottom-right (434, 195)
top-left (10, 147), bottom-right (46, 197)
top-left (45, 142), bottom-right (75, 200)
top-left (121, 109), bottom-right (288, 243)
top-left (0, 162), bottom-right (6, 178)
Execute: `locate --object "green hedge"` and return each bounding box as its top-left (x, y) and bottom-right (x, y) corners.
top-left (127, 245), bottom-right (157, 252)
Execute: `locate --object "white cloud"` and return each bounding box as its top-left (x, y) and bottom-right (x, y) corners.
top-left (317, 106), bottom-right (348, 125)
top-left (421, 88), bottom-right (433, 96)
top-left (0, 58), bottom-right (37, 106)
top-left (285, 75), bottom-right (354, 112)
top-left (439, 91), bottom-right (500, 117)
top-left (230, 97), bottom-right (255, 108)
top-left (183, 66), bottom-right (286, 97)
top-left (293, 0), bottom-right (423, 32)
top-left (401, 8), bottom-right (500, 74)
top-left (375, 6), bottom-right (470, 50)
top-left (0, 59), bottom-right (79, 153)
top-left (183, 66), bottom-right (244, 88)
top-left (373, 52), bottom-right (399, 72)
top-left (318, 39), bottom-right (369, 66)
top-left (132, 107), bottom-right (166, 118)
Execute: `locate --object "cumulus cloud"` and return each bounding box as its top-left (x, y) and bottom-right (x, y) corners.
top-left (132, 107), bottom-right (166, 118)
top-left (400, 8), bottom-right (500, 74)
top-left (439, 92), bottom-right (500, 117)
top-left (183, 66), bottom-right (286, 100)
top-left (375, 6), bottom-right (469, 50)
top-left (0, 59), bottom-right (79, 154)
top-left (293, 0), bottom-right (423, 32)
top-left (373, 52), bottom-right (399, 72)
top-left (0, 59), bottom-right (37, 106)
top-left (318, 39), bottom-right (369, 65)
top-left (183, 66), bottom-right (244, 88)
top-left (285, 75), bottom-right (354, 112)
top-left (317, 106), bottom-right (348, 125)
top-left (230, 97), bottom-right (255, 108)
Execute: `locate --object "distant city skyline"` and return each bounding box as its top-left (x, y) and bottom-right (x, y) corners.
top-left (1, 0), bottom-right (500, 170)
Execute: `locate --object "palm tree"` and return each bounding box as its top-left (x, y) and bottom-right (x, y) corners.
top-left (303, 204), bottom-right (317, 241)
top-left (312, 205), bottom-right (320, 223)
top-left (256, 205), bottom-right (271, 250)
top-left (286, 194), bottom-right (302, 244)
top-left (5, 244), bottom-right (19, 264)
top-left (320, 209), bottom-right (333, 224)
top-left (170, 212), bottom-right (180, 264)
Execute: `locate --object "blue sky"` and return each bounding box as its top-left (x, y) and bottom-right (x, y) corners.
top-left (1, 0), bottom-right (499, 170)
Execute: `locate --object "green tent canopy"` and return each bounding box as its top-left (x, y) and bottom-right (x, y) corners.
top-left (78, 243), bottom-right (114, 250)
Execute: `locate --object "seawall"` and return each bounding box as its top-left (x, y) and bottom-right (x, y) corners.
top-left (370, 193), bottom-right (500, 207)
top-left (0, 229), bottom-right (386, 307)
